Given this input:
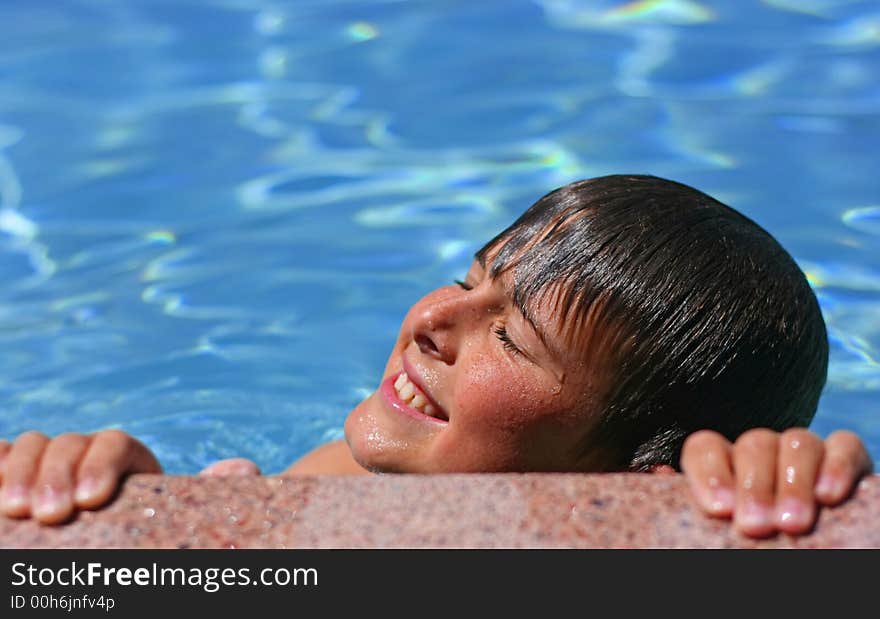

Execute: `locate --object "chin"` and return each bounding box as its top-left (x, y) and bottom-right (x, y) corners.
top-left (343, 399), bottom-right (397, 473)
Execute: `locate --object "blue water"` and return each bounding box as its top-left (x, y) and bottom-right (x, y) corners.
top-left (0, 0), bottom-right (878, 473)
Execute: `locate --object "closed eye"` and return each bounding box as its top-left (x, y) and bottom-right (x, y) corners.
top-left (494, 325), bottom-right (521, 355)
top-left (454, 279), bottom-right (473, 291)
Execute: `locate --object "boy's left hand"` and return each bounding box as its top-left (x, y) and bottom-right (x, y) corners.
top-left (681, 428), bottom-right (873, 538)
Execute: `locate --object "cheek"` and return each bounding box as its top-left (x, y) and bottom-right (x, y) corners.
top-left (455, 355), bottom-right (559, 429)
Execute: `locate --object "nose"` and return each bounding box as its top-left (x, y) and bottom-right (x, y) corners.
top-left (411, 288), bottom-right (475, 365)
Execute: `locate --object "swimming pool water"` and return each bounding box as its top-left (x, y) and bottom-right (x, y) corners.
top-left (1, 0), bottom-right (878, 472)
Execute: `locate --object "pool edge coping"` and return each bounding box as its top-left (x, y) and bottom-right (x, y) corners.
top-left (2, 473), bottom-right (878, 548)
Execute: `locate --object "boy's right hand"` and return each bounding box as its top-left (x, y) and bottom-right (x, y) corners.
top-left (0, 430), bottom-right (161, 525)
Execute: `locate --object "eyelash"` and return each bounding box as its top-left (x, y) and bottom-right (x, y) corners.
top-left (454, 279), bottom-right (521, 356)
top-left (494, 325), bottom-right (521, 355)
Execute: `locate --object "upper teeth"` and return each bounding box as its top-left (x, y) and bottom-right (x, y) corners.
top-left (394, 372), bottom-right (439, 418)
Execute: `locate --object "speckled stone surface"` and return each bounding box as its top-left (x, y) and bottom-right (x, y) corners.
top-left (1, 474), bottom-right (878, 548)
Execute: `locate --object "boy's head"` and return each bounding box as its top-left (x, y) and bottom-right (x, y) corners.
top-left (344, 175), bottom-right (828, 473)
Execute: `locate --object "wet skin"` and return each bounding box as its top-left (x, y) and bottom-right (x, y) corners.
top-left (344, 259), bottom-right (615, 474)
top-left (0, 261), bottom-right (873, 536)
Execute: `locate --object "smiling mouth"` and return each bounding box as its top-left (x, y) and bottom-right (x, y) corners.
top-left (393, 371), bottom-right (448, 422)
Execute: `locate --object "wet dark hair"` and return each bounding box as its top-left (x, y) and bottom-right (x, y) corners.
top-left (476, 175), bottom-right (828, 471)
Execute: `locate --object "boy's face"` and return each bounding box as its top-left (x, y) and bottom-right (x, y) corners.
top-left (343, 258), bottom-right (613, 473)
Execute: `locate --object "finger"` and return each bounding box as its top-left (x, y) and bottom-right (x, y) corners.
top-left (680, 430), bottom-right (735, 517)
top-left (732, 429), bottom-right (778, 538)
top-left (0, 440), bottom-right (11, 479)
top-left (774, 429), bottom-right (823, 535)
top-left (74, 430), bottom-right (162, 510)
top-left (31, 434), bottom-right (90, 525)
top-left (199, 458), bottom-right (261, 477)
top-left (0, 432), bottom-right (49, 518)
top-left (815, 430), bottom-right (874, 505)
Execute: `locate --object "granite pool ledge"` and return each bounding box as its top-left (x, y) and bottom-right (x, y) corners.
top-left (1, 473), bottom-right (878, 549)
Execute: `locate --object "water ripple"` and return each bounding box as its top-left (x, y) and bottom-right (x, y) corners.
top-left (1, 0), bottom-right (878, 468)
top-left (842, 206), bottom-right (880, 235)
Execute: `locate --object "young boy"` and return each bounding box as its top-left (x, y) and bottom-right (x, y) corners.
top-left (0, 175), bottom-right (873, 539)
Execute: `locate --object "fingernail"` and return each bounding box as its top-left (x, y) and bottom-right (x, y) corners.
top-left (33, 485), bottom-right (66, 517)
top-left (75, 478), bottom-right (98, 503)
top-left (737, 500), bottom-right (772, 530)
top-left (0, 484), bottom-right (28, 511)
top-left (709, 487), bottom-right (735, 513)
top-left (776, 498), bottom-right (810, 528)
top-left (816, 474), bottom-right (842, 499)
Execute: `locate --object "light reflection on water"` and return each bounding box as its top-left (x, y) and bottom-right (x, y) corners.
top-left (0, 0), bottom-right (877, 472)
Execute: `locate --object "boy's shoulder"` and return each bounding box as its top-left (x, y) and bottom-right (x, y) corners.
top-left (283, 440), bottom-right (370, 476)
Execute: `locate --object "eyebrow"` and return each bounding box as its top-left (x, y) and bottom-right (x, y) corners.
top-left (497, 273), bottom-right (560, 362)
top-left (514, 296), bottom-right (560, 361)
top-left (473, 250), bottom-right (564, 362)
